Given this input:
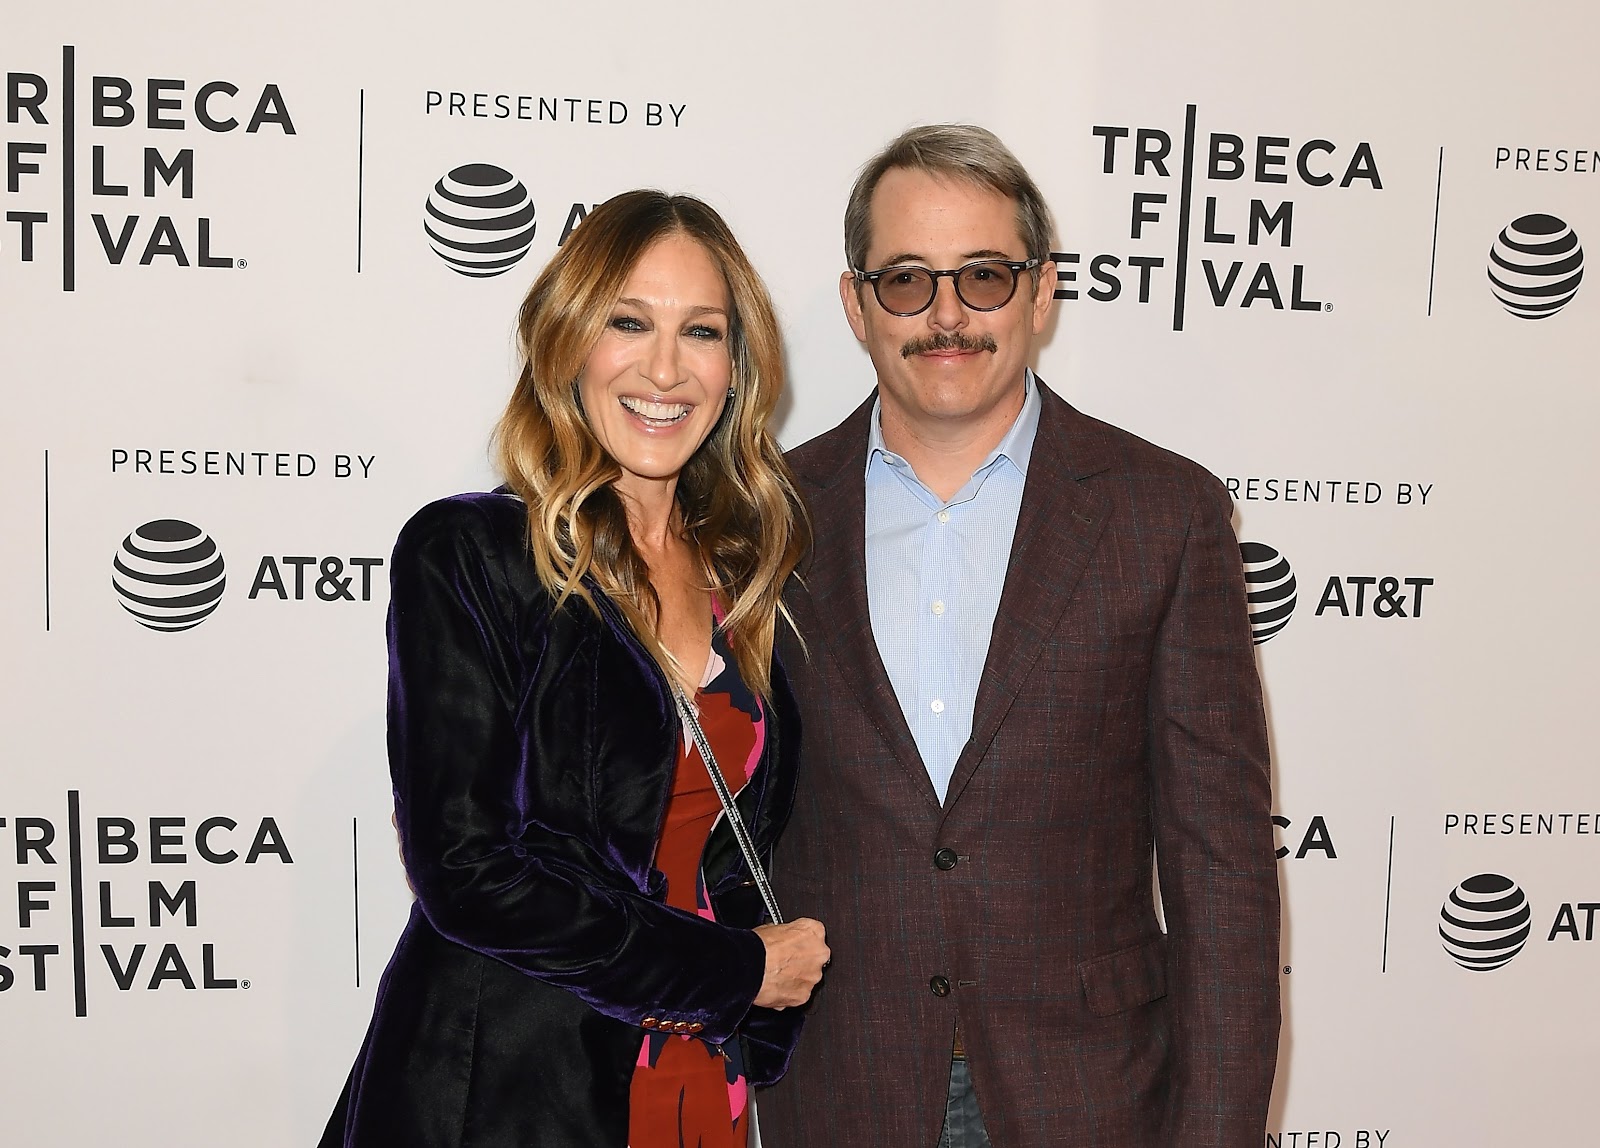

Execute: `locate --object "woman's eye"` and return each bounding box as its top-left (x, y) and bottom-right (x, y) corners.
top-left (609, 315), bottom-right (646, 332)
top-left (686, 324), bottom-right (725, 341)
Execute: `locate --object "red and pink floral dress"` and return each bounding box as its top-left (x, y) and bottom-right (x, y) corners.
top-left (628, 621), bottom-right (765, 1148)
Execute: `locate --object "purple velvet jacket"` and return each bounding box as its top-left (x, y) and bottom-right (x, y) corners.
top-left (320, 492), bottom-right (803, 1148)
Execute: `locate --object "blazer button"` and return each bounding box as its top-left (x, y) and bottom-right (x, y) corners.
top-left (687, 1022), bottom-right (705, 1034)
top-left (929, 975), bottom-right (951, 997)
top-left (933, 848), bottom-right (958, 870)
top-left (641, 1017), bottom-right (659, 1029)
top-left (673, 1021), bottom-right (693, 1033)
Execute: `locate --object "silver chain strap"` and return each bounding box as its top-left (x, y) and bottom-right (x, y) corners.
top-left (672, 688), bottom-right (784, 925)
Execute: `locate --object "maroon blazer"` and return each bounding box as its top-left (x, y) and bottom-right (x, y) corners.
top-left (759, 381), bottom-right (1280, 1147)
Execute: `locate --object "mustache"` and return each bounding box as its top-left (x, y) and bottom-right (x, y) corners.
top-left (900, 331), bottom-right (998, 358)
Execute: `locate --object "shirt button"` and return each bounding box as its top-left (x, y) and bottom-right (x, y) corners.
top-left (931, 600), bottom-right (945, 616)
top-left (937, 510), bottom-right (951, 524)
top-left (930, 975), bottom-right (951, 997)
top-left (934, 848), bottom-right (958, 870)
top-left (930, 699), bottom-right (945, 714)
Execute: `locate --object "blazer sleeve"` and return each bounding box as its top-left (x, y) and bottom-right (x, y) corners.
top-left (387, 498), bottom-right (767, 1045)
top-left (1146, 475), bottom-right (1282, 1145)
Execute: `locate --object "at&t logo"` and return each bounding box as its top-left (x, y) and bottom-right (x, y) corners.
top-left (1439, 872), bottom-right (1600, 973)
top-left (424, 163), bottom-right (537, 278)
top-left (1237, 540), bottom-right (1437, 641)
top-left (1313, 575), bottom-right (1432, 619)
top-left (112, 519), bottom-right (226, 632)
top-left (1439, 873), bottom-right (1531, 971)
top-left (1239, 541), bottom-right (1296, 644)
top-left (110, 518), bottom-right (385, 631)
top-left (1488, 213), bottom-right (1584, 319)
top-left (421, 163), bottom-right (608, 280)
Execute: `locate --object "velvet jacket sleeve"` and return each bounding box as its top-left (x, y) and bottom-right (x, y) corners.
top-left (387, 497), bottom-right (768, 1046)
top-left (1147, 475), bottom-right (1282, 1145)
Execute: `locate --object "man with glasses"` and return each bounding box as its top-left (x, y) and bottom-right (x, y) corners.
top-left (760, 125), bottom-right (1280, 1147)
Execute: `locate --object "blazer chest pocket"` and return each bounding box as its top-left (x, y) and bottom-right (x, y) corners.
top-left (1043, 616), bottom-right (1158, 678)
top-left (1039, 664), bottom-right (1148, 754)
top-left (1078, 934), bottom-right (1168, 1017)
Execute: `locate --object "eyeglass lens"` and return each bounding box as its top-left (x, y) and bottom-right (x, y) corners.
top-left (876, 262), bottom-right (1020, 314)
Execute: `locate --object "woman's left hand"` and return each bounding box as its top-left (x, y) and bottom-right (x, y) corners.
top-left (752, 918), bottom-right (830, 1009)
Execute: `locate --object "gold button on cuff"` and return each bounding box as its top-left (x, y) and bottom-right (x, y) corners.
top-left (687, 1022), bottom-right (705, 1033)
top-left (641, 1017), bottom-right (659, 1029)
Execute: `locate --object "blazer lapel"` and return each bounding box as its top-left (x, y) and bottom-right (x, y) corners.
top-left (796, 396), bottom-right (942, 812)
top-left (942, 381), bottom-right (1113, 811)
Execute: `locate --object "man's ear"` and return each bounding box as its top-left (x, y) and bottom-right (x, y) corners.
top-left (1030, 261), bottom-right (1057, 335)
top-left (840, 270), bottom-right (869, 344)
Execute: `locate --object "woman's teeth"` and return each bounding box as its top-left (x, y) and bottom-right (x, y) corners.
top-left (619, 396), bottom-right (692, 425)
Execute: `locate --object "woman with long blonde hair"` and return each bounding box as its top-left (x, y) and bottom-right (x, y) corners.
top-left (321, 190), bottom-right (828, 1148)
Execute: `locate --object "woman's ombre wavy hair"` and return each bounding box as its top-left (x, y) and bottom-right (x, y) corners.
top-left (493, 189), bottom-right (808, 697)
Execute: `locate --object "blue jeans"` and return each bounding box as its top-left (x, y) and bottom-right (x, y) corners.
top-left (936, 1059), bottom-right (992, 1148)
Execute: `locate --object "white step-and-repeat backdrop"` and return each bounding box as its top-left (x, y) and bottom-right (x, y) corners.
top-left (4, 2), bottom-right (1596, 1143)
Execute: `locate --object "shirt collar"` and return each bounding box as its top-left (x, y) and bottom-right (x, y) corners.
top-left (866, 368), bottom-right (1041, 479)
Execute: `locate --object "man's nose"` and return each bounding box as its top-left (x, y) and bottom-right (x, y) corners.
top-left (926, 274), bottom-right (969, 330)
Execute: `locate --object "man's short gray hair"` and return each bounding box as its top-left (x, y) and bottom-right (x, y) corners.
top-left (843, 124), bottom-right (1056, 271)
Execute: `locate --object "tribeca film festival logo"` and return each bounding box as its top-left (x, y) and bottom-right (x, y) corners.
top-left (1273, 814), bottom-right (1337, 861)
top-left (1058, 109), bottom-right (1382, 331)
top-left (422, 161), bottom-right (606, 279)
top-left (110, 518), bottom-right (384, 632)
top-left (1487, 213), bottom-right (1584, 319)
top-left (4, 49), bottom-right (296, 289)
top-left (0, 794), bottom-right (291, 1014)
top-left (1239, 541), bottom-right (1435, 645)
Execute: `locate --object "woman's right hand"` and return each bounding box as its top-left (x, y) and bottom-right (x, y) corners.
top-left (751, 918), bottom-right (830, 1009)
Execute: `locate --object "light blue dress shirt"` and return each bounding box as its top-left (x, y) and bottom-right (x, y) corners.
top-left (864, 372), bottom-right (1041, 803)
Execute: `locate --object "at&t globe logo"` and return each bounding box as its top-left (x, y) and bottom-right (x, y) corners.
top-left (424, 163), bottom-right (537, 278)
top-left (1439, 873), bottom-right (1531, 972)
top-left (1488, 213), bottom-right (1584, 319)
top-left (111, 520), bottom-right (227, 632)
top-left (1239, 541), bottom-right (1296, 644)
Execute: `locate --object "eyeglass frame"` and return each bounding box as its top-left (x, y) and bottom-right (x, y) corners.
top-left (850, 257), bottom-right (1042, 317)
